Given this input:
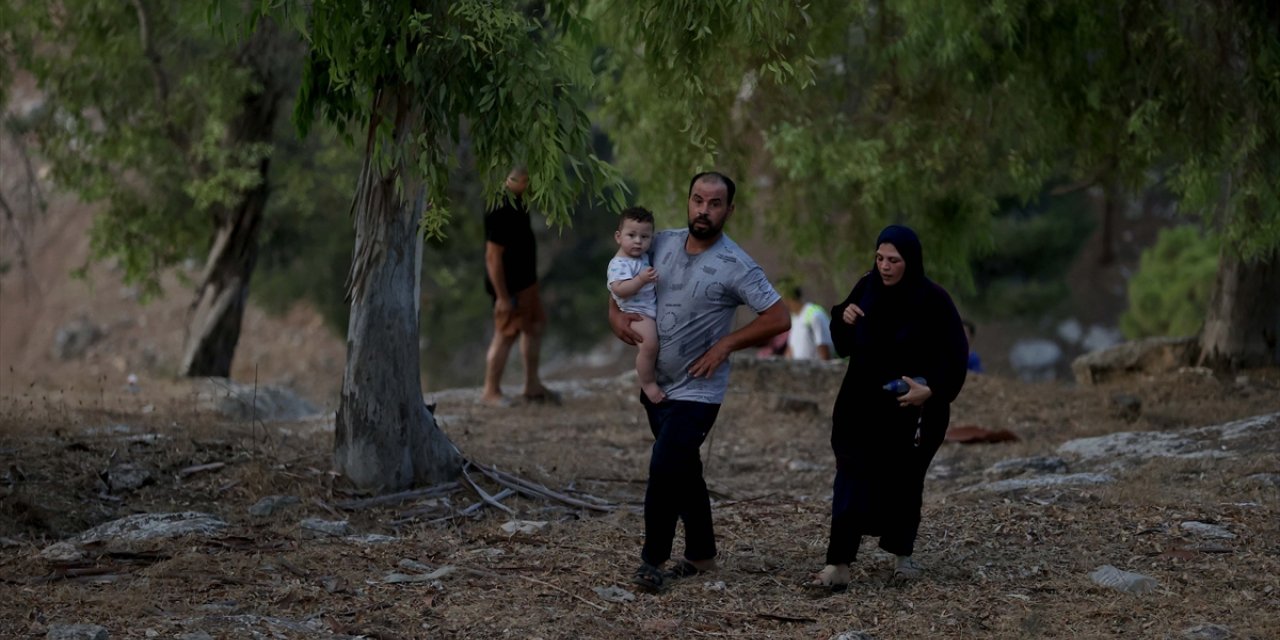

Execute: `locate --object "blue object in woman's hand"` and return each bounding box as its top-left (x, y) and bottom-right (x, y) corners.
top-left (883, 377), bottom-right (927, 395)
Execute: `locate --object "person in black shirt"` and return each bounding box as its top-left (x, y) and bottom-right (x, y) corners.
top-left (482, 167), bottom-right (554, 405)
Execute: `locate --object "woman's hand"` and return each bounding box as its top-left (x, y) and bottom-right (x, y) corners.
top-left (842, 303), bottom-right (865, 325)
top-left (898, 376), bottom-right (932, 407)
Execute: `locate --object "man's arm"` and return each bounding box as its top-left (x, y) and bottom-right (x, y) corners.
top-left (608, 296), bottom-right (646, 345)
top-left (687, 300), bottom-right (790, 378)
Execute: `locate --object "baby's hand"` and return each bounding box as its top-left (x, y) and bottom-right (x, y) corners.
top-left (640, 267), bottom-right (658, 283)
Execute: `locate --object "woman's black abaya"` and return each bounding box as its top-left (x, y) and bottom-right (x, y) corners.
top-left (825, 225), bottom-right (969, 565)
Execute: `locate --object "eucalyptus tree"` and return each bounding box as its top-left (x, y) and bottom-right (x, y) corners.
top-left (239, 0), bottom-right (813, 491)
top-left (3, 2), bottom-right (296, 377)
top-left (599, 0), bottom-right (1279, 366)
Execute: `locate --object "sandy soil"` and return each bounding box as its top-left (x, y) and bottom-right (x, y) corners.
top-left (0, 358), bottom-right (1277, 639)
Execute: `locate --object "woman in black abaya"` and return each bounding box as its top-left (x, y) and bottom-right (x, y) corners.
top-left (812, 225), bottom-right (969, 590)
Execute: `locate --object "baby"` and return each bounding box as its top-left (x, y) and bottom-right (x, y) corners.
top-left (607, 207), bottom-right (665, 403)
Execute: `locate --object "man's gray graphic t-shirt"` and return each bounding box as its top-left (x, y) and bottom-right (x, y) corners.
top-left (649, 229), bottom-right (780, 403)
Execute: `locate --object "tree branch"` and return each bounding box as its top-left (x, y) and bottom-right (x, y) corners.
top-left (129, 0), bottom-right (186, 149)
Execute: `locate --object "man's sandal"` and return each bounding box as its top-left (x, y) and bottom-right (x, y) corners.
top-left (632, 562), bottom-right (666, 592)
top-left (663, 559), bottom-right (707, 581)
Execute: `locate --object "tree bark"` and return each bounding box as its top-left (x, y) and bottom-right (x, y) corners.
top-left (179, 24), bottom-right (284, 377)
top-left (1198, 247), bottom-right (1280, 369)
top-left (334, 85), bottom-right (461, 492)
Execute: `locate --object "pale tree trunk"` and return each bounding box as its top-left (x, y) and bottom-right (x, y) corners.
top-left (334, 85), bottom-right (461, 491)
top-left (1198, 248), bottom-right (1280, 369)
top-left (179, 24), bottom-right (284, 377)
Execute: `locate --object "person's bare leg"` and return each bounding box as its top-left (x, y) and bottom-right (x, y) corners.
top-left (518, 285), bottom-right (550, 398)
top-left (483, 326), bottom-right (518, 404)
top-left (633, 316), bottom-right (664, 403)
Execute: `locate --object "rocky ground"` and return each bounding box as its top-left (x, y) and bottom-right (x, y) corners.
top-left (1, 358), bottom-right (1278, 640)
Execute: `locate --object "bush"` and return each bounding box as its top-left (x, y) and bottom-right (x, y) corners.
top-left (1120, 225), bottom-right (1219, 339)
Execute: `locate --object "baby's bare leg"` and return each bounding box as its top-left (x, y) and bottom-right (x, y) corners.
top-left (632, 316), bottom-right (665, 403)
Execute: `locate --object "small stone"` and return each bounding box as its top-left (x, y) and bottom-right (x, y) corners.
top-left (383, 565), bottom-right (454, 583)
top-left (500, 520), bottom-right (548, 534)
top-left (1182, 623), bottom-right (1231, 640)
top-left (45, 623), bottom-right (109, 640)
top-left (593, 585), bottom-right (636, 602)
top-left (247, 495), bottom-right (301, 517)
top-left (984, 456), bottom-right (1069, 479)
top-left (967, 473), bottom-right (1114, 493)
top-left (40, 542), bottom-right (84, 564)
top-left (346, 533), bottom-right (396, 545)
top-left (299, 519), bottom-right (353, 538)
top-left (105, 464), bottom-right (152, 492)
top-left (1089, 564), bottom-right (1157, 594)
top-left (397, 559), bottom-right (432, 573)
top-left (1180, 521), bottom-right (1236, 539)
top-left (1239, 473), bottom-right (1280, 489)
top-left (832, 632), bottom-right (877, 640)
top-left (703, 580), bottom-right (726, 591)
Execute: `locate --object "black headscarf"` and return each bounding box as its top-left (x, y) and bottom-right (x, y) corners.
top-left (855, 225), bottom-right (927, 329)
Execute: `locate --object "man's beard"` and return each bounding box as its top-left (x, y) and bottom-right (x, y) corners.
top-left (688, 216), bottom-right (721, 240)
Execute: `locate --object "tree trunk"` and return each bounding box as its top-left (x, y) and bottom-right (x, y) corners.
top-left (334, 86), bottom-right (461, 492)
top-left (179, 25), bottom-right (284, 377)
top-left (1098, 180), bottom-right (1118, 265)
top-left (1198, 248), bottom-right (1280, 369)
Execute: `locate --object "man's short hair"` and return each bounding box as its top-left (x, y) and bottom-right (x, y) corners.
top-left (688, 171), bottom-right (736, 205)
top-left (619, 206), bottom-right (655, 230)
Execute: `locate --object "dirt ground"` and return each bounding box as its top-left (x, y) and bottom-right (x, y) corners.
top-left (1, 357), bottom-right (1278, 639)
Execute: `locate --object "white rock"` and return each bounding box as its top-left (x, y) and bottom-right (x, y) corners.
top-left (500, 520), bottom-right (549, 535)
top-left (299, 519), bottom-right (353, 538)
top-left (1089, 564), bottom-right (1157, 594)
top-left (45, 623), bottom-right (109, 640)
top-left (1057, 319), bottom-right (1083, 345)
top-left (1181, 623), bottom-right (1231, 640)
top-left (1081, 325), bottom-right (1124, 353)
top-left (74, 512), bottom-right (227, 544)
top-left (966, 473), bottom-right (1114, 493)
top-left (1179, 521), bottom-right (1236, 540)
top-left (40, 541), bottom-right (84, 563)
top-left (1058, 431), bottom-right (1226, 461)
top-left (593, 585), bottom-right (636, 602)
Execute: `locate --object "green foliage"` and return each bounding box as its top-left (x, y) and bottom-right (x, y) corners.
top-left (3, 2), bottom-right (271, 298)
top-left (251, 0), bottom-right (628, 237)
top-left (598, 0), bottom-right (1280, 296)
top-left (587, 0), bottom-right (818, 219)
top-left (967, 191), bottom-right (1096, 318)
top-left (1121, 226), bottom-right (1220, 339)
top-left (251, 129), bottom-right (360, 332)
